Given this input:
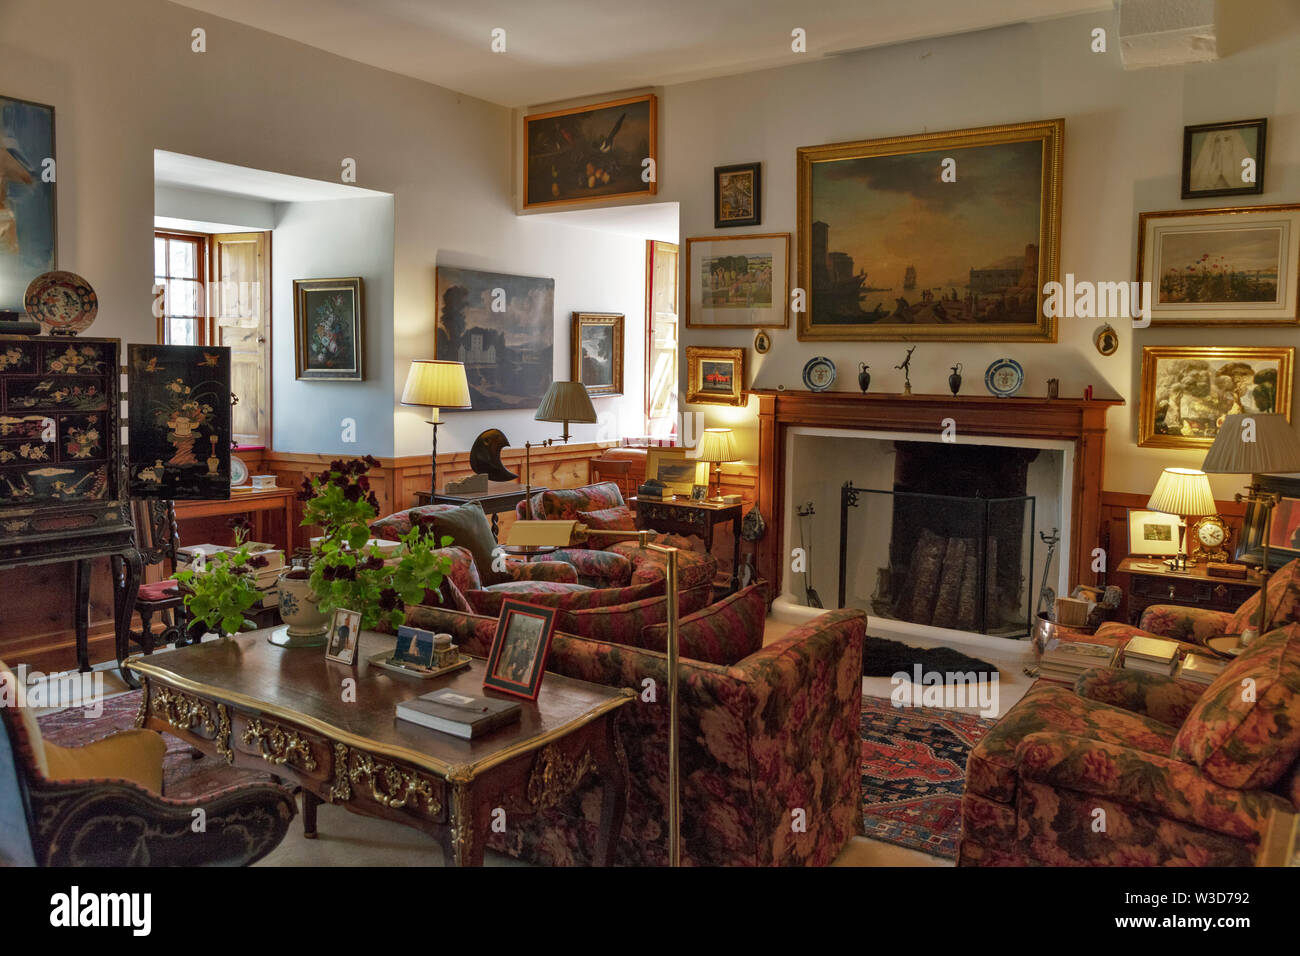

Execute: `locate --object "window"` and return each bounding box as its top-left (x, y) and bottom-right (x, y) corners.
top-left (645, 240), bottom-right (679, 438)
top-left (153, 231), bottom-right (208, 345)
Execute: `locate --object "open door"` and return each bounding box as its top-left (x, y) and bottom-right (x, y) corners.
top-left (210, 232), bottom-right (270, 447)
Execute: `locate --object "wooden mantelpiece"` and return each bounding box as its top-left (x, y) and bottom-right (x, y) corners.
top-left (753, 389), bottom-right (1124, 598)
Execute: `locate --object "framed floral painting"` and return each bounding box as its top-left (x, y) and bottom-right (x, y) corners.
top-left (294, 277), bottom-right (364, 381)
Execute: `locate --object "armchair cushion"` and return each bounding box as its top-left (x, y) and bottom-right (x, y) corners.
top-left (1091, 621), bottom-right (1203, 657)
top-left (43, 730), bottom-right (167, 795)
top-left (577, 505), bottom-right (636, 532)
top-left (526, 482), bottom-right (625, 521)
top-left (1228, 558), bottom-right (1300, 635)
top-left (639, 582), bottom-right (768, 666)
top-left (507, 560), bottom-right (579, 584)
top-left (1172, 622), bottom-right (1300, 789)
top-left (556, 594), bottom-right (669, 643)
top-left (545, 548), bottom-right (632, 588)
top-left (1137, 605), bottom-right (1234, 646)
top-left (413, 501), bottom-right (509, 585)
top-left (1073, 667), bottom-right (1206, 727)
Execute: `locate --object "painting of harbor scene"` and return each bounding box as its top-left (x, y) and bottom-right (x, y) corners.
top-left (796, 120), bottom-right (1062, 342)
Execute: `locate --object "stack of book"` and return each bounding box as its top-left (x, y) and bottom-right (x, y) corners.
top-left (1123, 636), bottom-right (1181, 677)
top-left (1038, 639), bottom-right (1119, 682)
top-left (176, 545), bottom-right (285, 608)
top-left (1175, 652), bottom-right (1228, 685)
top-left (396, 688), bottom-right (521, 740)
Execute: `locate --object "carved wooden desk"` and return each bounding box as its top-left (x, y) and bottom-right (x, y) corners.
top-left (126, 629), bottom-right (632, 866)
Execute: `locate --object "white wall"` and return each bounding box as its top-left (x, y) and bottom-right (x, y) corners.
top-left (154, 185), bottom-right (275, 231)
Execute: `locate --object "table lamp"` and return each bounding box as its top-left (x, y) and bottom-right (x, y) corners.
top-left (1146, 466), bottom-right (1215, 569)
top-left (401, 360), bottom-right (471, 496)
top-left (524, 381), bottom-right (597, 503)
top-left (1201, 413), bottom-right (1300, 645)
top-left (697, 427), bottom-right (739, 501)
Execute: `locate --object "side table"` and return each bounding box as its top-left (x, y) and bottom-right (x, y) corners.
top-left (414, 483), bottom-right (546, 542)
top-left (635, 497), bottom-right (743, 592)
top-left (1117, 557), bottom-right (1262, 626)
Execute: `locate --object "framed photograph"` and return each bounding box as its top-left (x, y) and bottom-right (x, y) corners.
top-left (714, 162), bottom-right (761, 228)
top-left (1236, 474), bottom-right (1300, 570)
top-left (1137, 204), bottom-right (1300, 326)
top-left (1128, 509), bottom-right (1181, 558)
top-left (1182, 118), bottom-right (1266, 200)
top-left (293, 277), bottom-right (364, 381)
top-left (571, 311), bottom-right (623, 397)
top-left (393, 625), bottom-right (437, 668)
top-left (523, 93), bottom-right (657, 209)
top-left (1139, 346), bottom-right (1294, 449)
top-left (436, 266), bottom-right (553, 411)
top-left (0, 96), bottom-right (56, 312)
top-left (326, 607), bottom-right (361, 666)
top-left (483, 600), bottom-right (557, 701)
top-left (645, 447), bottom-right (707, 496)
top-left (685, 345), bottom-right (745, 406)
top-left (691, 483), bottom-right (708, 501)
top-left (686, 233), bottom-right (789, 329)
top-left (796, 119), bottom-right (1063, 342)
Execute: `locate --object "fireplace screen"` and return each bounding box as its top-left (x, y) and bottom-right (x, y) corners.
top-left (838, 482), bottom-right (1036, 638)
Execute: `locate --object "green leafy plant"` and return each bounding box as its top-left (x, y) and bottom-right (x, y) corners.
top-left (174, 517), bottom-right (265, 636)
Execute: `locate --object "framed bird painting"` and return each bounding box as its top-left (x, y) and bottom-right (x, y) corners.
top-left (523, 94), bottom-right (657, 209)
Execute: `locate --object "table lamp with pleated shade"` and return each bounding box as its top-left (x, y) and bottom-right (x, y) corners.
top-left (697, 427), bottom-right (739, 500)
top-left (1147, 467), bottom-right (1215, 567)
top-left (401, 360), bottom-right (471, 495)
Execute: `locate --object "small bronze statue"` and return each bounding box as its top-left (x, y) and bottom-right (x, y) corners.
top-left (896, 346), bottom-right (916, 396)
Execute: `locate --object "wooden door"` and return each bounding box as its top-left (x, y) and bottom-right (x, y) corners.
top-left (644, 240), bottom-right (678, 438)
top-left (210, 232), bottom-right (270, 447)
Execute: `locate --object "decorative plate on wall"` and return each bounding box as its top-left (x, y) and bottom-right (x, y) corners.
top-left (24, 271), bottom-right (98, 335)
top-left (230, 455), bottom-right (249, 487)
top-left (984, 358), bottom-right (1024, 398)
top-left (802, 356), bottom-right (836, 392)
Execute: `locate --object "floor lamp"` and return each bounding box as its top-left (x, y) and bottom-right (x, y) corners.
top-left (524, 381), bottom-right (597, 505)
top-left (401, 360), bottom-right (471, 497)
top-left (1201, 413), bottom-right (1300, 645)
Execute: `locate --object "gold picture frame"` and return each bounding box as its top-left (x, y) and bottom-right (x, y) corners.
top-left (571, 311), bottom-right (624, 397)
top-left (645, 447), bottom-right (707, 496)
top-left (685, 233), bottom-right (790, 329)
top-left (1138, 346), bottom-right (1294, 449)
top-left (293, 277), bottom-right (364, 381)
top-left (685, 345), bottom-right (745, 406)
top-left (796, 119), bottom-right (1063, 342)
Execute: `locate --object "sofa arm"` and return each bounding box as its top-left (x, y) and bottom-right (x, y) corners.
top-left (1137, 605), bottom-right (1233, 645)
top-left (1073, 667), bottom-right (1204, 727)
top-left (1015, 732), bottom-right (1290, 844)
top-left (509, 560), bottom-right (578, 584)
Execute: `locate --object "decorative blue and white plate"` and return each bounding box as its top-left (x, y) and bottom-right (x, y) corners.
top-left (802, 356), bottom-right (836, 392)
top-left (984, 358), bottom-right (1024, 398)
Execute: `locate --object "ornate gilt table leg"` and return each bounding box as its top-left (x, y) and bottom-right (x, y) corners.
top-left (593, 710), bottom-right (631, 867)
top-left (446, 773), bottom-right (488, 867)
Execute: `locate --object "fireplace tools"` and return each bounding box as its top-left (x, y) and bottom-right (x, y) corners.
top-left (796, 502), bottom-right (823, 608)
top-left (1036, 528), bottom-right (1060, 616)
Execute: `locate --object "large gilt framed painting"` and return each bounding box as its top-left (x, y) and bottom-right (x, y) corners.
top-left (796, 119), bottom-right (1063, 342)
top-left (523, 94), bottom-right (656, 210)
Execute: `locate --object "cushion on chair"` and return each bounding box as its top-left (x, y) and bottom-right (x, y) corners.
top-left (639, 583), bottom-right (768, 665)
top-left (43, 731), bottom-right (167, 794)
top-left (577, 505), bottom-right (636, 532)
top-left (528, 482), bottom-right (625, 521)
top-left (413, 502), bottom-right (508, 585)
top-left (369, 503), bottom-right (459, 541)
top-left (555, 595), bottom-right (669, 642)
top-left (1171, 622), bottom-right (1300, 789)
top-left (1228, 559), bottom-right (1300, 635)
top-left (137, 579), bottom-right (182, 603)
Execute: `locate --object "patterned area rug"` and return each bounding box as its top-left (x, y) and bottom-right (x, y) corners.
top-left (859, 695), bottom-right (996, 860)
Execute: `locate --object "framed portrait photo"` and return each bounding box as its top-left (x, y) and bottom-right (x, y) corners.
top-left (293, 277), bottom-right (364, 380)
top-left (483, 600), bottom-right (558, 701)
top-left (325, 607), bottom-right (362, 666)
top-left (686, 233), bottom-right (789, 329)
top-left (685, 345), bottom-right (746, 406)
top-left (645, 446), bottom-right (707, 496)
top-left (1137, 204), bottom-right (1300, 326)
top-left (1138, 345), bottom-right (1294, 450)
top-left (714, 162), bottom-right (761, 228)
top-left (1182, 118), bottom-right (1266, 200)
top-left (571, 311), bottom-right (623, 396)
top-left (523, 93), bottom-right (657, 209)
top-left (1128, 509), bottom-right (1181, 558)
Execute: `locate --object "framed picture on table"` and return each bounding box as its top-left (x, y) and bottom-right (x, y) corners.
top-left (1127, 509), bottom-right (1181, 559)
top-left (483, 600), bottom-right (557, 701)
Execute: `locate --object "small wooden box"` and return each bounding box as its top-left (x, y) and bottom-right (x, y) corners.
top-left (1207, 561), bottom-right (1248, 579)
top-left (1054, 596), bottom-right (1091, 627)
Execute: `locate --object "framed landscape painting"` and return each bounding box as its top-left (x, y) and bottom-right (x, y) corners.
top-left (523, 94), bottom-right (656, 209)
top-left (686, 233), bottom-right (789, 329)
top-left (1138, 345), bottom-right (1294, 450)
top-left (796, 119), bottom-right (1063, 342)
top-left (685, 345), bottom-right (745, 406)
top-left (0, 95), bottom-right (56, 312)
top-left (1137, 204), bottom-right (1300, 326)
top-left (294, 277), bottom-right (364, 381)
top-left (435, 266), bottom-right (554, 412)
top-left (571, 311), bottom-right (623, 397)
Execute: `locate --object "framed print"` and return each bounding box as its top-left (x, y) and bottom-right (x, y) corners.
top-left (1236, 474), bottom-right (1300, 570)
top-left (523, 94), bottom-right (657, 209)
top-left (645, 446), bottom-right (707, 496)
top-left (691, 483), bottom-right (708, 501)
top-left (1127, 508), bottom-right (1181, 558)
top-left (686, 233), bottom-right (789, 329)
top-left (685, 345), bottom-right (745, 406)
top-left (483, 600), bottom-right (557, 701)
top-left (796, 119), bottom-right (1063, 342)
top-left (1138, 346), bottom-right (1294, 449)
top-left (393, 625), bottom-right (437, 668)
top-left (325, 607), bottom-right (361, 666)
top-left (1137, 204), bottom-right (1300, 326)
top-left (714, 162), bottom-right (761, 228)
top-left (0, 96), bottom-right (56, 312)
top-left (1182, 118), bottom-right (1266, 199)
top-left (571, 311), bottom-right (623, 397)
top-left (293, 277), bottom-right (364, 380)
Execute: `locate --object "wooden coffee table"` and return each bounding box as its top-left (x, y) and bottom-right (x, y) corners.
top-left (125, 629), bottom-right (633, 866)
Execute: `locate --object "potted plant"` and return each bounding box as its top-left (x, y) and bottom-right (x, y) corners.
top-left (173, 517), bottom-right (266, 638)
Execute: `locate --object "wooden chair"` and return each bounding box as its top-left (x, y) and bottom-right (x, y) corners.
top-left (121, 499), bottom-right (188, 655)
top-left (590, 457), bottom-right (635, 499)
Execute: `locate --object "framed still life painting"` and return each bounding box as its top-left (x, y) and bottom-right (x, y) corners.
top-left (0, 95), bottom-right (56, 312)
top-left (435, 266), bottom-right (554, 412)
top-left (1138, 345), bottom-right (1294, 450)
top-left (571, 311), bottom-right (623, 397)
top-left (1136, 204), bottom-right (1300, 326)
top-left (686, 233), bottom-right (789, 329)
top-left (796, 119), bottom-right (1063, 343)
top-left (293, 277), bottom-right (364, 380)
top-left (523, 93), bottom-right (657, 210)
top-left (714, 162), bottom-right (761, 228)
top-left (127, 344), bottom-right (232, 499)
top-left (1181, 118), bottom-right (1266, 200)
top-left (685, 345), bottom-right (745, 407)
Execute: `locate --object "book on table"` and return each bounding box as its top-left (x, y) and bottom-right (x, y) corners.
top-left (396, 688), bottom-right (522, 740)
top-left (1123, 636), bottom-right (1180, 676)
top-left (1175, 653), bottom-right (1227, 685)
top-left (1038, 639), bottom-right (1119, 681)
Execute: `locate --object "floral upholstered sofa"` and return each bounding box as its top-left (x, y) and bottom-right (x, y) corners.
top-left (400, 590), bottom-right (866, 866)
top-left (959, 621), bottom-right (1300, 866)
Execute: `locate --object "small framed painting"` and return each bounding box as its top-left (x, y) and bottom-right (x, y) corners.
top-left (1136, 205), bottom-right (1300, 326)
top-left (325, 608), bottom-right (361, 666)
top-left (685, 345), bottom-right (746, 406)
top-left (686, 233), bottom-right (789, 329)
top-left (1181, 118), bottom-right (1266, 200)
top-left (483, 600), bottom-right (557, 701)
top-left (645, 446), bottom-right (707, 496)
top-left (523, 94), bottom-right (657, 209)
top-left (1235, 473), bottom-right (1300, 571)
top-left (1128, 509), bottom-right (1181, 558)
top-left (571, 311), bottom-right (623, 397)
top-left (294, 277), bottom-right (364, 380)
top-left (714, 162), bottom-right (761, 228)
top-left (0, 95), bottom-right (56, 312)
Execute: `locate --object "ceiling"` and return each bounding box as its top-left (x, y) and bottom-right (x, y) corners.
top-left (168, 0), bottom-right (1112, 108)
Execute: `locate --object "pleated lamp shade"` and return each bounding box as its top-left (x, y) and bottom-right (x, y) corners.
top-left (535, 381), bottom-right (597, 424)
top-left (697, 427), bottom-right (739, 464)
top-left (1201, 414), bottom-right (1300, 475)
top-left (1147, 467), bottom-right (1215, 517)
top-left (401, 360), bottom-right (471, 422)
